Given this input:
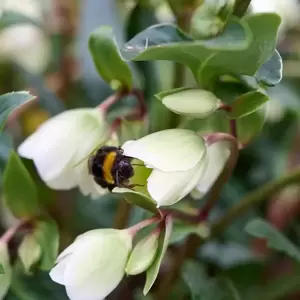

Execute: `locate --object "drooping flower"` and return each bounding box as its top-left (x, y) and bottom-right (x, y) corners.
top-left (18, 108), bottom-right (115, 198)
top-left (49, 229), bottom-right (133, 300)
top-left (113, 129), bottom-right (232, 207)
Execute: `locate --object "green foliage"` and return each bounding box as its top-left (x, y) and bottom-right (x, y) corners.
top-left (89, 26), bottom-right (133, 90)
top-left (0, 92), bottom-right (35, 129)
top-left (229, 91), bottom-right (269, 119)
top-left (144, 216), bottom-right (173, 295)
top-left (245, 219), bottom-right (300, 262)
top-left (0, 263), bottom-right (4, 274)
top-left (3, 151), bottom-right (39, 218)
top-left (33, 217), bottom-right (59, 271)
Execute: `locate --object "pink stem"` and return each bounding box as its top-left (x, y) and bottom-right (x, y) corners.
top-left (198, 133), bottom-right (239, 221)
top-left (0, 218), bottom-right (30, 244)
top-left (127, 217), bottom-right (160, 236)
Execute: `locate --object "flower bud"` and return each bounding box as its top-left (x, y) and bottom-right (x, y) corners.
top-left (126, 230), bottom-right (159, 275)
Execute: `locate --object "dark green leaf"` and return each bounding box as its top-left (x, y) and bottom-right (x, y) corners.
top-left (255, 50), bottom-right (282, 87)
top-left (237, 104), bottom-right (266, 145)
top-left (199, 14), bottom-right (281, 87)
top-left (144, 215), bottom-right (173, 295)
top-left (245, 219), bottom-right (300, 262)
top-left (0, 11), bottom-right (40, 31)
top-left (0, 92), bottom-right (35, 129)
top-left (33, 217), bottom-right (59, 271)
top-left (3, 152), bottom-right (39, 218)
top-left (89, 26), bottom-right (133, 90)
top-left (121, 18), bottom-right (251, 75)
top-left (229, 91), bottom-right (269, 119)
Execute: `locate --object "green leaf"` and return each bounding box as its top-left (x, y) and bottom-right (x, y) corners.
top-left (89, 26), bottom-right (133, 90)
top-left (33, 217), bottom-right (59, 270)
top-left (0, 91), bottom-right (35, 129)
top-left (113, 188), bottom-right (159, 214)
top-left (255, 50), bottom-right (282, 87)
top-left (229, 91), bottom-right (269, 119)
top-left (198, 13), bottom-right (281, 87)
top-left (0, 11), bottom-right (40, 31)
top-left (0, 263), bottom-right (4, 274)
top-left (3, 151), bottom-right (39, 218)
top-left (121, 18), bottom-right (251, 75)
top-left (18, 235), bottom-right (41, 274)
top-left (245, 219), bottom-right (300, 262)
top-left (237, 104), bottom-right (266, 145)
top-left (143, 215), bottom-right (173, 295)
top-left (156, 88), bottom-right (220, 118)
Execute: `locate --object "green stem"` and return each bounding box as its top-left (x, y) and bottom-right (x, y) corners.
top-left (233, 0), bottom-right (252, 17)
top-left (211, 167), bottom-right (300, 238)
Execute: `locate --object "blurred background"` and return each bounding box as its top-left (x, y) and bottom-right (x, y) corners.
top-left (1, 0), bottom-right (300, 299)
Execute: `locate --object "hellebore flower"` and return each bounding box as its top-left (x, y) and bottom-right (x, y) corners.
top-left (50, 229), bottom-right (133, 300)
top-left (18, 108), bottom-right (114, 198)
top-left (113, 129), bottom-right (233, 207)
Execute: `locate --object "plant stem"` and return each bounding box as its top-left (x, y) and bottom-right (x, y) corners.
top-left (211, 167), bottom-right (300, 238)
top-left (233, 0), bottom-right (252, 17)
top-left (0, 219), bottom-right (29, 244)
top-left (127, 217), bottom-right (160, 236)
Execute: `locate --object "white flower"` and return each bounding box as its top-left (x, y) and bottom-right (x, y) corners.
top-left (0, 0), bottom-right (50, 73)
top-left (18, 108), bottom-right (114, 198)
top-left (114, 129), bottom-right (233, 207)
top-left (50, 229), bottom-right (133, 300)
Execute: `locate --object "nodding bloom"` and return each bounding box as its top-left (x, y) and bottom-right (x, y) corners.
top-left (49, 229), bottom-right (133, 300)
top-left (18, 108), bottom-right (116, 199)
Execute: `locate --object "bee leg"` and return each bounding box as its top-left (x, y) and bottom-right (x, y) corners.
top-left (122, 183), bottom-right (145, 189)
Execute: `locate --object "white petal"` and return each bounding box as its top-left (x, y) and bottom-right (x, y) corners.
top-left (122, 129), bottom-right (205, 172)
top-left (49, 256), bottom-right (69, 285)
top-left (63, 234), bottom-right (131, 300)
top-left (196, 141), bottom-right (230, 194)
top-left (147, 156), bottom-right (208, 207)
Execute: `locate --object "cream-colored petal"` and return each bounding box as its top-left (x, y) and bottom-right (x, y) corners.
top-left (122, 129), bottom-right (205, 172)
top-left (63, 233), bottom-right (131, 300)
top-left (49, 256), bottom-right (70, 285)
top-left (196, 141), bottom-right (230, 195)
top-left (147, 157), bottom-right (208, 207)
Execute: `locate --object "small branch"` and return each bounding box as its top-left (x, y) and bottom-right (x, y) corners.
top-left (233, 0), bottom-right (251, 17)
top-left (99, 91), bottom-right (126, 115)
top-left (0, 219), bottom-right (30, 244)
top-left (211, 166), bottom-right (300, 238)
top-left (198, 133), bottom-right (239, 221)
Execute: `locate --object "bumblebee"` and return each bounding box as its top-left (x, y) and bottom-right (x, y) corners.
top-left (88, 146), bottom-right (136, 191)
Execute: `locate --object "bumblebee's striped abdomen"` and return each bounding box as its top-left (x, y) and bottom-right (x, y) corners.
top-left (102, 151), bottom-right (117, 184)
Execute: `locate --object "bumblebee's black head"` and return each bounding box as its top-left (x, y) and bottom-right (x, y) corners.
top-left (88, 146), bottom-right (135, 191)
